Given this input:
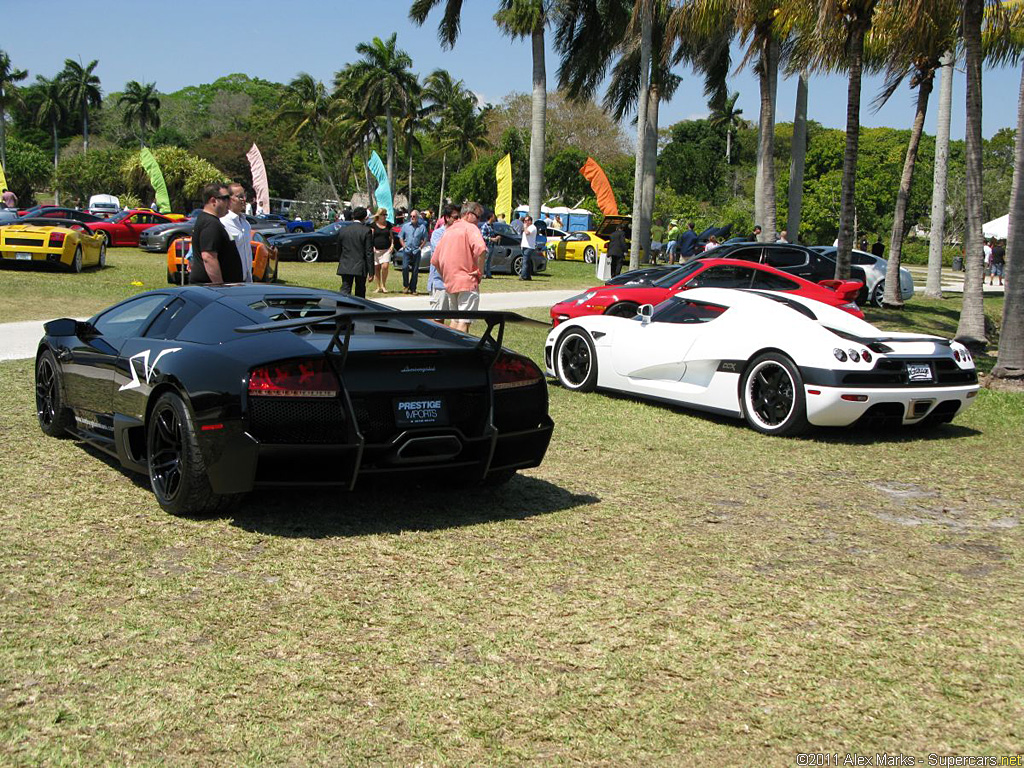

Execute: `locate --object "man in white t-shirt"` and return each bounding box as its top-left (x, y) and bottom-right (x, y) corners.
top-left (220, 183), bottom-right (253, 282)
top-left (519, 215), bottom-right (537, 281)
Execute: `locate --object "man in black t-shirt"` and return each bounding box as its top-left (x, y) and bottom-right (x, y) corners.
top-left (190, 183), bottom-right (243, 284)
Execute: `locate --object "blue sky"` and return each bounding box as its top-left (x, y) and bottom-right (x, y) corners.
top-left (1, 0), bottom-right (1017, 143)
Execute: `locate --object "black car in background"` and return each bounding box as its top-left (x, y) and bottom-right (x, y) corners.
top-left (139, 213), bottom-right (285, 253)
top-left (35, 285), bottom-right (554, 515)
top-left (692, 242), bottom-right (869, 287)
top-left (268, 220), bottom-right (352, 262)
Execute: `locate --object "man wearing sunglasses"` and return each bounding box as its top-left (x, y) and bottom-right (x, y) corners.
top-left (190, 182), bottom-right (243, 284)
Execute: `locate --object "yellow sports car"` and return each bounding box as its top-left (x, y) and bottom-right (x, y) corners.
top-left (0, 218), bottom-right (106, 272)
top-left (551, 215), bottom-right (643, 264)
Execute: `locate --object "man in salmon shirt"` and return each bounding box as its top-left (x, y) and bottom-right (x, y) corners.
top-left (431, 201), bottom-right (487, 334)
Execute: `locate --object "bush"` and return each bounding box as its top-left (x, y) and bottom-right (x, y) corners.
top-left (899, 237), bottom-right (960, 267)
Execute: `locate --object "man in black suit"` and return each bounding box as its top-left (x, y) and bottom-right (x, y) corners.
top-left (336, 206), bottom-right (374, 297)
top-left (606, 223), bottom-right (627, 277)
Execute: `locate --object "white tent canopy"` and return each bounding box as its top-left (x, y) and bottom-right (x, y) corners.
top-left (983, 214), bottom-right (1008, 240)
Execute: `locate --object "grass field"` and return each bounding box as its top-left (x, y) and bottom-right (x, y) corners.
top-left (0, 298), bottom-right (1021, 764)
top-left (0, 248), bottom-right (601, 324)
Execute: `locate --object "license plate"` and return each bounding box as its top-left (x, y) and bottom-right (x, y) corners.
top-left (906, 363), bottom-right (933, 382)
top-left (16, 252), bottom-right (33, 261)
top-left (394, 396), bottom-right (448, 427)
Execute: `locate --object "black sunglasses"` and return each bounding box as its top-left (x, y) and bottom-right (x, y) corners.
top-left (215, 193), bottom-right (230, 201)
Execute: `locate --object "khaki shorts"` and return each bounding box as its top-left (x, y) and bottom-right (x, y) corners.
top-left (430, 289), bottom-right (450, 311)
top-left (447, 290), bottom-right (480, 312)
top-left (374, 247), bottom-right (392, 265)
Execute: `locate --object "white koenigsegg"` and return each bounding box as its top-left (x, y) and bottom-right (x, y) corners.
top-left (544, 288), bottom-right (980, 436)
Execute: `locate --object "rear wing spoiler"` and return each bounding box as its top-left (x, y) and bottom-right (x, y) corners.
top-left (234, 309), bottom-right (543, 368)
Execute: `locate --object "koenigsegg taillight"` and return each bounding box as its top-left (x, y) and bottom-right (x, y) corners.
top-left (493, 352), bottom-right (543, 391)
top-left (48, 232), bottom-right (65, 247)
top-left (248, 359), bottom-right (340, 398)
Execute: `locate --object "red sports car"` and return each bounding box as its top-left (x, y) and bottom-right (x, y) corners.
top-left (87, 208), bottom-right (178, 247)
top-left (550, 258), bottom-right (865, 326)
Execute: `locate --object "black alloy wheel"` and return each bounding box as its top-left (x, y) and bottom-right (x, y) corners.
top-left (555, 330), bottom-right (598, 392)
top-left (35, 350), bottom-right (73, 437)
top-left (740, 352), bottom-right (808, 436)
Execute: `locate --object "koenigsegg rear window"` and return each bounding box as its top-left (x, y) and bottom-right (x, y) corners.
top-left (743, 290), bottom-right (818, 321)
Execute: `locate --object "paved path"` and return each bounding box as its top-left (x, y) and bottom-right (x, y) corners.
top-left (0, 289), bottom-right (578, 362)
top-left (903, 266), bottom-right (1005, 295)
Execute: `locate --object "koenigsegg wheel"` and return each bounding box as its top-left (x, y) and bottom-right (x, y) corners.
top-left (98, 241), bottom-right (107, 269)
top-left (555, 329), bottom-right (598, 392)
top-left (70, 246), bottom-right (83, 274)
top-left (583, 246), bottom-right (597, 264)
top-left (871, 280), bottom-right (886, 307)
top-left (299, 244), bottom-right (320, 263)
top-left (147, 391), bottom-right (235, 516)
top-left (36, 350), bottom-right (74, 438)
top-left (741, 352), bottom-right (809, 436)
top-left (605, 302), bottom-right (639, 319)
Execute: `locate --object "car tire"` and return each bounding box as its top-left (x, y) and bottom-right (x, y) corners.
top-left (605, 302), bottom-right (639, 319)
top-left (35, 350), bottom-right (74, 438)
top-left (871, 280), bottom-right (886, 307)
top-left (740, 352), bottom-right (809, 436)
top-left (292, 226), bottom-right (305, 234)
top-left (299, 244), bottom-right (319, 263)
top-left (70, 246), bottom-right (83, 274)
top-left (512, 255), bottom-right (524, 275)
top-left (147, 391), bottom-right (237, 517)
top-left (554, 329), bottom-right (598, 393)
top-left (270, 260), bottom-right (279, 282)
top-left (98, 231), bottom-right (111, 248)
top-left (584, 246), bottom-right (597, 264)
top-left (98, 241), bottom-right (107, 269)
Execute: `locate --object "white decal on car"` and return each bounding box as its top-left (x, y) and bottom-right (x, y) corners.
top-left (119, 348), bottom-right (182, 391)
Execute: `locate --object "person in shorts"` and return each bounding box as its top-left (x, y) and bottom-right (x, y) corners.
top-left (431, 201), bottom-right (487, 333)
top-left (370, 207), bottom-right (395, 292)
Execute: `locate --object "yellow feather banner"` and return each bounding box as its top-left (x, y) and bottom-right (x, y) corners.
top-left (0, 162), bottom-right (9, 197)
top-left (494, 153), bottom-right (512, 222)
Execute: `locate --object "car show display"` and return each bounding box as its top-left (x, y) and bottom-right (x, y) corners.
top-left (166, 232), bottom-right (279, 283)
top-left (546, 287), bottom-right (978, 436)
top-left (0, 218), bottom-right (106, 272)
top-left (35, 285), bottom-right (553, 515)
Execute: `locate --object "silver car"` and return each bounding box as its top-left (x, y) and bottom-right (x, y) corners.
top-left (810, 246), bottom-right (915, 306)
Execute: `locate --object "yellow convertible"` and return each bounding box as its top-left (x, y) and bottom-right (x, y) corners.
top-left (551, 215), bottom-right (643, 264)
top-left (0, 218), bottom-right (106, 272)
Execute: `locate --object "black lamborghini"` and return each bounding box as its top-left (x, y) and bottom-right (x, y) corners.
top-left (35, 285), bottom-right (554, 516)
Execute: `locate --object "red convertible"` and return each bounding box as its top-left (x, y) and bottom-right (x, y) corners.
top-left (87, 208), bottom-right (178, 247)
top-left (550, 258), bottom-right (864, 326)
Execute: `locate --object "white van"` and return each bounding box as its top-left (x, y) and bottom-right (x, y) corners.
top-left (88, 194), bottom-right (121, 218)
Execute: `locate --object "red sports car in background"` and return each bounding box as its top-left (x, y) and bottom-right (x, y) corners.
top-left (87, 208), bottom-right (178, 247)
top-left (550, 258), bottom-right (864, 326)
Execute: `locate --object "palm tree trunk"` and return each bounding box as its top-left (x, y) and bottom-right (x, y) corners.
top-left (630, 5), bottom-right (652, 272)
top-left (882, 73), bottom-right (933, 308)
top-left (835, 23), bottom-right (867, 280)
top-left (992, 59), bottom-right (1024, 378)
top-left (925, 51), bottom-right (954, 299)
top-left (528, 24), bottom-right (547, 222)
top-left (640, 83), bottom-right (659, 261)
top-left (83, 105), bottom-right (89, 154)
top-left (787, 71), bottom-right (809, 241)
top-left (956, 0), bottom-right (987, 350)
top-left (755, 38), bottom-right (779, 242)
top-left (314, 140), bottom-right (341, 203)
top-left (438, 150), bottom-right (447, 216)
top-left (726, 129), bottom-right (732, 164)
top-left (408, 145), bottom-right (414, 210)
top-left (52, 121), bottom-right (60, 207)
top-left (385, 105), bottom-right (396, 192)
top-left (0, 109), bottom-right (7, 170)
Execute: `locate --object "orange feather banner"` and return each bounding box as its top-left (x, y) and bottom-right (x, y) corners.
top-left (580, 157), bottom-right (618, 216)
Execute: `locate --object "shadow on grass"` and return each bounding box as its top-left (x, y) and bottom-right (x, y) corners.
top-left (229, 475), bottom-right (596, 539)
top-left (75, 442), bottom-right (594, 538)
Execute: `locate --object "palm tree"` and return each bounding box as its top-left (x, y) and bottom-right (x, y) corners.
top-left (58, 59), bottom-right (102, 154)
top-left (275, 73), bottom-right (340, 203)
top-left (32, 75), bottom-right (64, 204)
top-left (118, 80), bottom-right (161, 147)
top-left (708, 90), bottom-right (744, 164)
top-left (0, 49), bottom-right (28, 170)
top-left (411, 0), bottom-right (551, 221)
top-left (925, 51), bottom-right (955, 299)
top-left (787, 71), bottom-right (809, 241)
top-left (870, 0), bottom-right (960, 308)
top-left (422, 68), bottom-right (475, 212)
top-left (345, 34), bottom-right (418, 190)
top-left (955, 0), bottom-right (988, 349)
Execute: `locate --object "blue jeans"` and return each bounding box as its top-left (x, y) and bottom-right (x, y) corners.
top-left (520, 248), bottom-right (534, 280)
top-left (484, 245), bottom-right (494, 278)
top-left (402, 249), bottom-right (421, 292)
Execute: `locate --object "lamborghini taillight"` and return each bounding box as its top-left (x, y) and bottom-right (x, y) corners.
top-left (248, 358), bottom-right (339, 398)
top-left (492, 352), bottom-right (543, 390)
top-left (48, 232), bottom-right (65, 247)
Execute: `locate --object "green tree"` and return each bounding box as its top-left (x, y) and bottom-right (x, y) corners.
top-left (59, 58), bottom-right (102, 154)
top-left (658, 119), bottom-right (727, 202)
top-left (32, 75), bottom-right (64, 202)
top-left (121, 146), bottom-right (226, 211)
top-left (0, 49), bottom-right (28, 170)
top-left (53, 148), bottom-right (130, 206)
top-left (708, 91), bottom-right (744, 164)
top-left (1, 136), bottom-right (50, 203)
top-left (118, 80), bottom-right (162, 147)
top-left (274, 73), bottom-right (340, 202)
